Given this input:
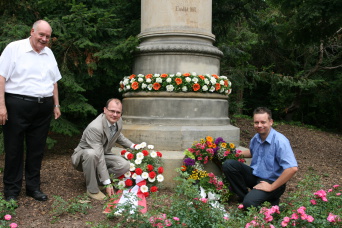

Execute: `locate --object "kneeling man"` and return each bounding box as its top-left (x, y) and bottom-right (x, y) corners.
top-left (72, 98), bottom-right (135, 200)
top-left (223, 107), bottom-right (298, 209)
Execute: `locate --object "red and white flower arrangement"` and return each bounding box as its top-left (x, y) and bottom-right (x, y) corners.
top-left (114, 142), bottom-right (164, 197)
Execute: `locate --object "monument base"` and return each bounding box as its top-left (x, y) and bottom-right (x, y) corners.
top-left (121, 124), bottom-right (240, 151)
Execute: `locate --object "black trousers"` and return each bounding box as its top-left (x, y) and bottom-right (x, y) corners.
top-left (222, 159), bottom-right (286, 208)
top-left (3, 94), bottom-right (53, 196)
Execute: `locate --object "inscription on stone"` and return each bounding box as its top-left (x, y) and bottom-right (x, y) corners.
top-left (175, 6), bottom-right (196, 12)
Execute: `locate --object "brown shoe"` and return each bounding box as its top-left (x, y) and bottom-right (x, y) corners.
top-left (87, 190), bottom-right (106, 200)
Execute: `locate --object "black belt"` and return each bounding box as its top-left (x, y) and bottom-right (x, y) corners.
top-left (5, 93), bottom-right (53, 103)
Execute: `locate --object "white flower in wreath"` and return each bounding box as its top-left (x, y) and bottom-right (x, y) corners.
top-left (185, 77), bottom-right (191, 83)
top-left (210, 77), bottom-right (217, 84)
top-left (156, 77), bottom-right (163, 83)
top-left (123, 78), bottom-right (129, 85)
top-left (140, 185), bottom-right (148, 193)
top-left (118, 180), bottom-right (125, 187)
top-left (136, 152), bottom-right (144, 160)
top-left (130, 78), bottom-right (136, 83)
top-left (135, 159), bottom-right (142, 165)
top-left (220, 75), bottom-right (228, 80)
top-left (169, 74), bottom-right (175, 77)
top-left (147, 84), bottom-right (153, 90)
top-left (150, 151), bottom-right (157, 158)
top-left (131, 173), bottom-right (138, 179)
top-left (154, 74), bottom-right (160, 77)
top-left (124, 171), bottom-right (131, 178)
top-left (204, 79), bottom-right (210, 84)
top-left (140, 142), bottom-right (147, 148)
top-left (209, 86), bottom-right (215, 92)
top-left (148, 145), bottom-right (154, 149)
top-left (191, 72), bottom-right (197, 76)
top-left (124, 152), bottom-right (131, 159)
top-left (182, 86), bottom-right (188, 92)
top-left (141, 172), bottom-right (149, 179)
top-left (129, 163), bottom-right (135, 171)
top-left (220, 80), bottom-right (224, 85)
top-left (125, 85), bottom-right (131, 90)
top-left (157, 174), bottom-right (164, 182)
top-left (192, 77), bottom-right (199, 83)
top-left (220, 88), bottom-right (225, 93)
top-left (141, 83), bottom-right (147, 89)
top-left (138, 74), bottom-right (144, 77)
top-left (202, 85), bottom-right (208, 91)
top-left (166, 85), bottom-right (174, 92)
top-left (138, 77), bottom-right (144, 82)
top-left (166, 78), bottom-right (172, 83)
top-left (148, 177), bottom-right (156, 182)
top-left (146, 78), bottom-right (152, 83)
top-left (228, 81), bottom-right (232, 87)
top-left (176, 72), bottom-right (182, 77)
top-left (118, 88), bottom-right (123, 92)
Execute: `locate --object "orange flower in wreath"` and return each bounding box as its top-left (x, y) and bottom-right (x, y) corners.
top-left (215, 83), bottom-right (221, 91)
top-left (224, 80), bottom-right (229, 86)
top-left (153, 82), bottom-right (161, 90)
top-left (131, 81), bottom-right (139, 90)
top-left (175, 78), bottom-right (183, 85)
top-left (212, 74), bottom-right (219, 79)
top-left (198, 75), bottom-right (205, 80)
top-left (145, 74), bottom-right (153, 79)
top-left (193, 83), bottom-right (201, 91)
top-left (161, 74), bottom-right (168, 78)
top-left (129, 74), bottom-right (136, 79)
top-left (206, 136), bottom-right (214, 142)
top-left (181, 165), bottom-right (187, 171)
top-left (183, 73), bottom-right (190, 77)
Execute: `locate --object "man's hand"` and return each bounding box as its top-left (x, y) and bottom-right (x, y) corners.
top-left (105, 185), bottom-right (115, 197)
top-left (253, 181), bottom-right (273, 192)
top-left (0, 106), bottom-right (7, 125)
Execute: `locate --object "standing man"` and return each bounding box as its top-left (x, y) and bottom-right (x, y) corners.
top-left (222, 107), bottom-right (298, 209)
top-left (0, 20), bottom-right (62, 202)
top-left (72, 98), bottom-right (135, 200)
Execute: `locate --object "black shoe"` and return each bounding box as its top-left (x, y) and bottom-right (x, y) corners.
top-left (26, 190), bottom-right (48, 201)
top-left (5, 195), bottom-right (18, 202)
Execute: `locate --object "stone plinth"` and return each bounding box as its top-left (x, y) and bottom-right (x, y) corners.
top-left (122, 92), bottom-right (240, 151)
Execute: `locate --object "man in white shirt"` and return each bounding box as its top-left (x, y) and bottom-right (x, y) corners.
top-left (0, 20), bottom-right (62, 202)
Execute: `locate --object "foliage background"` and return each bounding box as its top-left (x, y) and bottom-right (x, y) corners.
top-left (0, 0), bottom-right (341, 145)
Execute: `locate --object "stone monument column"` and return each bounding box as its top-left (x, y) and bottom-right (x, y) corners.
top-left (121, 0), bottom-right (240, 153)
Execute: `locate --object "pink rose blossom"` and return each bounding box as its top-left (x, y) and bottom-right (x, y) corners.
top-left (307, 215), bottom-right (314, 222)
top-left (336, 193), bottom-right (341, 196)
top-left (333, 185), bottom-right (339, 188)
top-left (327, 213), bottom-right (337, 222)
top-left (291, 213), bottom-right (299, 220)
top-left (310, 199), bottom-right (317, 205)
top-left (281, 221), bottom-right (288, 227)
top-left (4, 214), bottom-right (12, 221)
top-left (10, 224), bottom-right (18, 228)
top-left (173, 217), bottom-right (180, 221)
top-left (238, 204), bottom-right (244, 209)
top-left (283, 217), bottom-right (290, 223)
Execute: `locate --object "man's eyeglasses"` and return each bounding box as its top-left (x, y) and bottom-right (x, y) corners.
top-left (106, 107), bottom-right (121, 115)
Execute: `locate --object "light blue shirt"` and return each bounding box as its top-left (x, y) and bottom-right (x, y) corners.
top-left (250, 128), bottom-right (298, 181)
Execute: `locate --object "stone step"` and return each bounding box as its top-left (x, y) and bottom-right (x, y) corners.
top-left (111, 146), bottom-right (250, 189)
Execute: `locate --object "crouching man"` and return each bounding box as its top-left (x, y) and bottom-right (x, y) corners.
top-left (222, 107), bottom-right (298, 209)
top-left (72, 98), bottom-right (136, 200)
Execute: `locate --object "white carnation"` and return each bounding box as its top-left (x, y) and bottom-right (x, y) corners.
top-left (156, 77), bottom-right (162, 83)
top-left (182, 86), bottom-right (188, 92)
top-left (166, 78), bottom-right (172, 83)
top-left (148, 145), bottom-right (154, 149)
top-left (147, 84), bottom-right (153, 90)
top-left (136, 152), bottom-right (144, 160)
top-left (150, 151), bottom-right (157, 158)
top-left (140, 185), bottom-right (148, 193)
top-left (129, 163), bottom-right (135, 171)
top-left (157, 174), bottom-right (164, 182)
top-left (141, 172), bottom-right (149, 179)
top-left (166, 85), bottom-right (174, 91)
top-left (124, 171), bottom-right (131, 178)
top-left (185, 77), bottom-right (191, 83)
top-left (146, 78), bottom-right (152, 83)
top-left (138, 77), bottom-right (144, 82)
top-left (202, 85), bottom-right (208, 91)
top-left (135, 159), bottom-right (142, 165)
top-left (141, 83), bottom-right (147, 89)
top-left (176, 72), bottom-right (182, 76)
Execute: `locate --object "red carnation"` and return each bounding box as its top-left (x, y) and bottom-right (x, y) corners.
top-left (127, 153), bottom-right (134, 160)
top-left (156, 151), bottom-right (162, 157)
top-left (143, 192), bottom-right (150, 197)
top-left (135, 168), bottom-right (143, 175)
top-left (147, 164), bottom-right (154, 172)
top-left (121, 150), bottom-right (127, 155)
top-left (151, 186), bottom-right (158, 192)
top-left (142, 150), bottom-right (149, 156)
top-left (117, 174), bottom-right (125, 179)
top-left (125, 179), bottom-right (133, 187)
top-left (158, 167), bottom-right (164, 174)
top-left (149, 171), bottom-right (156, 179)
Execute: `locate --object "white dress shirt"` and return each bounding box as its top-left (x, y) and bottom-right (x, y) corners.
top-left (0, 37), bottom-right (62, 97)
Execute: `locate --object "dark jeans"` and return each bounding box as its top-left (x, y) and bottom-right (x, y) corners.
top-left (222, 159), bottom-right (286, 208)
top-left (3, 94), bottom-right (53, 196)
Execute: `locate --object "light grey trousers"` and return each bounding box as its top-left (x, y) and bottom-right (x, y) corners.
top-left (72, 150), bottom-right (130, 193)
